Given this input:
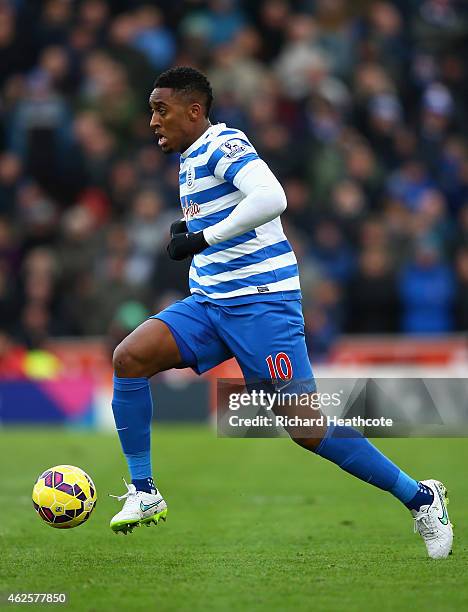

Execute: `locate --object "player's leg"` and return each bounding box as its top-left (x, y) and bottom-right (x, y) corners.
top-left (302, 425), bottom-right (452, 558)
top-left (109, 318), bottom-right (182, 533)
top-left (110, 296), bottom-right (232, 533)
top-left (219, 300), bottom-right (453, 557)
top-left (284, 309), bottom-right (453, 558)
top-left (111, 316), bottom-right (182, 490)
top-left (285, 332), bottom-right (454, 559)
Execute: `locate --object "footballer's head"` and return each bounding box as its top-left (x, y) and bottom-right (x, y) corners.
top-left (149, 66), bottom-right (213, 154)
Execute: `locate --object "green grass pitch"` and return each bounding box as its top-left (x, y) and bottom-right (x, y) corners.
top-left (1, 427), bottom-right (467, 611)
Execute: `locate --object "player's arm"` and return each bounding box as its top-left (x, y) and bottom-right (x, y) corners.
top-left (167, 141), bottom-right (286, 260)
top-left (203, 158), bottom-right (287, 245)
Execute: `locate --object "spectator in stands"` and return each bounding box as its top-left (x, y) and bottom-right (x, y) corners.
top-left (309, 220), bottom-right (355, 284)
top-left (346, 248), bottom-right (399, 333)
top-left (0, 152), bottom-right (22, 215)
top-left (399, 242), bottom-right (455, 333)
top-left (454, 247), bottom-right (468, 331)
top-left (129, 5), bottom-right (175, 70)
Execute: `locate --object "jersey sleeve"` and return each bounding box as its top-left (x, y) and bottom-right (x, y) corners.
top-left (202, 145), bottom-right (287, 246)
top-left (206, 137), bottom-right (260, 186)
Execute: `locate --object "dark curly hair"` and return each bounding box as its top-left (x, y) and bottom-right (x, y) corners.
top-left (153, 67), bottom-right (213, 118)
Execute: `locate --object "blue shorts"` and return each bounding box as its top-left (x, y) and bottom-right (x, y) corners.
top-left (152, 296), bottom-right (315, 390)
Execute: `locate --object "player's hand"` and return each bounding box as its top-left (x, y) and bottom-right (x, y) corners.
top-left (167, 231), bottom-right (209, 261)
top-left (170, 218), bottom-right (187, 238)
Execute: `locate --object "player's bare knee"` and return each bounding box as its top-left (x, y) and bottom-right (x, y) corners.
top-left (112, 342), bottom-right (136, 377)
top-left (113, 342), bottom-right (150, 378)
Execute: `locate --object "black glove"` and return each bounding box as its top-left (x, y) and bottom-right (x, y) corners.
top-left (167, 230), bottom-right (209, 261)
top-left (170, 218), bottom-right (187, 238)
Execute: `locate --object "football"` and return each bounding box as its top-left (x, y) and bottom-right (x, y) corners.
top-left (32, 465), bottom-right (97, 529)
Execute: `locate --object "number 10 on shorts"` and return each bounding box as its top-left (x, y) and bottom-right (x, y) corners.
top-left (265, 352), bottom-right (293, 381)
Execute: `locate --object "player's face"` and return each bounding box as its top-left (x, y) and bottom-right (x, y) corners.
top-left (149, 88), bottom-right (202, 154)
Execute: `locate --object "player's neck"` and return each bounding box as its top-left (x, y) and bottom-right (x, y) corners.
top-left (189, 119), bottom-right (212, 147)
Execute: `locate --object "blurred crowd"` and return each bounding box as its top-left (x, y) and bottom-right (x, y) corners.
top-left (1, 0), bottom-right (468, 370)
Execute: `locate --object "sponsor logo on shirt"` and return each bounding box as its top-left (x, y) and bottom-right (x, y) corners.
top-left (182, 197), bottom-right (200, 220)
top-left (257, 286), bottom-right (270, 293)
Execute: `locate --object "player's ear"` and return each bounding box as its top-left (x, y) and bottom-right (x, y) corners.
top-left (188, 102), bottom-right (203, 122)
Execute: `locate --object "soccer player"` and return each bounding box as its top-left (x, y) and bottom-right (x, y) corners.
top-left (109, 67), bottom-right (453, 558)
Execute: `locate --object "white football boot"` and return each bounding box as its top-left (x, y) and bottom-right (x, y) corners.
top-left (412, 479), bottom-right (453, 559)
top-left (110, 479), bottom-right (167, 535)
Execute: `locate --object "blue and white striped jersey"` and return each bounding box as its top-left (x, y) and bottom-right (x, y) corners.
top-left (179, 123), bottom-right (301, 305)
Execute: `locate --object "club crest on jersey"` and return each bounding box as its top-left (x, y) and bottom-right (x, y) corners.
top-left (186, 163), bottom-right (195, 189)
top-left (182, 197), bottom-right (200, 220)
top-left (221, 139), bottom-right (248, 159)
